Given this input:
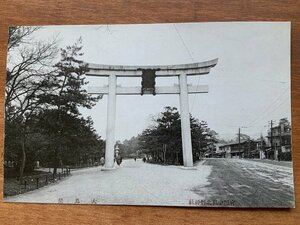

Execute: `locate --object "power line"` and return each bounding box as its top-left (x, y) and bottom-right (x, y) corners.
top-left (254, 94), bottom-right (290, 125)
top-left (173, 24), bottom-right (195, 62)
top-left (211, 123), bottom-right (269, 128)
top-left (173, 24), bottom-right (200, 113)
top-left (215, 76), bottom-right (289, 84)
top-left (264, 96), bottom-right (290, 117)
top-left (246, 87), bottom-right (289, 127)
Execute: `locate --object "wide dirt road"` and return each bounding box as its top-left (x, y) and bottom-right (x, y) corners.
top-left (193, 158), bottom-right (295, 208)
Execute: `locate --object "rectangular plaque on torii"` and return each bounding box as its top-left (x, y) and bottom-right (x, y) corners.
top-left (139, 69), bottom-right (159, 95)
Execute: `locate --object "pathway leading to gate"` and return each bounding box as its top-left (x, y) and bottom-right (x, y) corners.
top-left (4, 159), bottom-right (212, 206)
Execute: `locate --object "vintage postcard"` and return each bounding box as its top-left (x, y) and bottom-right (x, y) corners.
top-left (3, 22), bottom-right (294, 207)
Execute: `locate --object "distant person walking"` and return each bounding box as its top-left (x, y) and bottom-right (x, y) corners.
top-left (100, 157), bottom-right (105, 167)
top-left (134, 157), bottom-right (137, 161)
top-left (116, 156), bottom-right (122, 166)
top-left (143, 157), bottom-right (146, 163)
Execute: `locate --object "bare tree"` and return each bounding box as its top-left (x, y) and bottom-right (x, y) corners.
top-left (5, 26), bottom-right (58, 179)
top-left (7, 27), bottom-right (40, 51)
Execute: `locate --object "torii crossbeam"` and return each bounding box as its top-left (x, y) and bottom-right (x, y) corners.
top-left (86, 58), bottom-right (218, 170)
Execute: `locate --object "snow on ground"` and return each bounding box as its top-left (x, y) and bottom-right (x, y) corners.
top-left (202, 158), bottom-right (294, 207)
top-left (4, 159), bottom-right (212, 206)
top-left (237, 159), bottom-right (294, 188)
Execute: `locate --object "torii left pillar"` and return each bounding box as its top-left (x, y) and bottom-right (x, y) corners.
top-left (104, 74), bottom-right (117, 169)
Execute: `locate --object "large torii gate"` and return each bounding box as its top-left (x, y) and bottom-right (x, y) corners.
top-left (86, 58), bottom-right (218, 169)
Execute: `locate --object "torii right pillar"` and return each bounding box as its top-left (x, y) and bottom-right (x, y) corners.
top-left (179, 73), bottom-right (194, 167)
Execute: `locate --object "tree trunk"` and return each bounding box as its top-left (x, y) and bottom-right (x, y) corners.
top-left (19, 133), bottom-right (26, 181)
top-left (53, 166), bottom-right (57, 174)
top-left (53, 148), bottom-right (59, 174)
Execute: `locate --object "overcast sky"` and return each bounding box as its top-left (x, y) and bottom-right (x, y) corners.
top-left (24, 22), bottom-right (291, 141)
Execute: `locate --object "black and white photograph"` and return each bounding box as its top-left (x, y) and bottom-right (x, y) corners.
top-left (3, 22), bottom-right (294, 208)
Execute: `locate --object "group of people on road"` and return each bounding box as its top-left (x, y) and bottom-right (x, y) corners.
top-left (98, 155), bottom-right (148, 167)
top-left (98, 155), bottom-right (123, 167)
top-left (134, 157), bottom-right (147, 163)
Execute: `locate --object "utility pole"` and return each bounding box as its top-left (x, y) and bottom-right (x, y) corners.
top-left (260, 134), bottom-right (263, 159)
top-left (248, 138), bottom-right (251, 158)
top-left (270, 120), bottom-right (273, 159)
top-left (238, 127), bottom-right (241, 158)
top-left (279, 120), bottom-right (282, 161)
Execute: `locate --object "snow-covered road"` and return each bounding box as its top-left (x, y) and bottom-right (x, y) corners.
top-left (4, 159), bottom-right (212, 206)
top-left (199, 158), bottom-right (294, 207)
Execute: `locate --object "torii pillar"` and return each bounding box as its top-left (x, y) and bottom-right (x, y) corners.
top-left (105, 74), bottom-right (117, 168)
top-left (86, 58), bottom-right (218, 169)
top-left (179, 73), bottom-right (193, 167)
